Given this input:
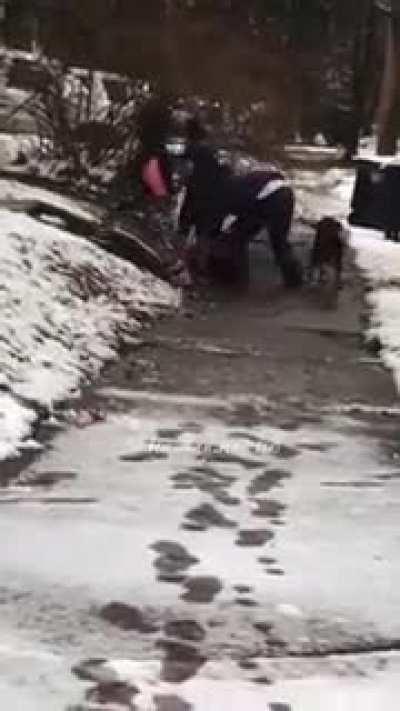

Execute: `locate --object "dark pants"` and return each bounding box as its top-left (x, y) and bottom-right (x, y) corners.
top-left (230, 186), bottom-right (302, 288)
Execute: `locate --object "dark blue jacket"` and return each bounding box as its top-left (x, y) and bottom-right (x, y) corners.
top-left (179, 142), bottom-right (285, 236)
top-left (179, 142), bottom-right (231, 235)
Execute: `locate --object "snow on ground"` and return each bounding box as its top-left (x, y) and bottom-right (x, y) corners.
top-left (0, 181), bottom-right (178, 460)
top-left (294, 165), bottom-right (400, 394)
top-left (103, 655), bottom-right (400, 711)
top-left (352, 228), bottom-right (400, 392)
top-left (2, 390), bottom-right (400, 708)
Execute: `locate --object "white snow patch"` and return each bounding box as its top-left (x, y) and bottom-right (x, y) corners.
top-left (0, 393), bottom-right (36, 460)
top-left (0, 191), bottom-right (178, 460)
top-left (351, 228), bottom-right (400, 392)
top-left (292, 164), bottom-right (400, 393)
top-left (351, 228), bottom-right (400, 282)
top-left (182, 669), bottom-right (400, 711)
top-left (99, 654), bottom-right (400, 711)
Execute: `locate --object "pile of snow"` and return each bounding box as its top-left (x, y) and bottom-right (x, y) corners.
top-left (0, 180), bottom-right (178, 460)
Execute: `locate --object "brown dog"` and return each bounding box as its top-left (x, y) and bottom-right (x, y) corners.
top-left (309, 217), bottom-right (346, 290)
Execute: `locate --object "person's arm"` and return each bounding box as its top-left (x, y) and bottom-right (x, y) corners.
top-left (178, 184), bottom-right (195, 236)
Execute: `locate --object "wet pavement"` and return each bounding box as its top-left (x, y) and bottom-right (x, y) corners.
top-left (1, 238), bottom-right (400, 709)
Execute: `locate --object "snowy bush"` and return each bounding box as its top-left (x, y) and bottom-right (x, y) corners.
top-left (10, 56), bottom-right (153, 188)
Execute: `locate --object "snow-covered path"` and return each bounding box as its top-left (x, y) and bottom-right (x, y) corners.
top-left (1, 383), bottom-right (399, 710)
top-left (1, 226), bottom-right (399, 709)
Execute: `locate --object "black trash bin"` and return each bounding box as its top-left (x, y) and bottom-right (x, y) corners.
top-left (349, 160), bottom-right (386, 230)
top-left (349, 159), bottom-right (400, 240)
top-left (382, 164), bottom-right (400, 241)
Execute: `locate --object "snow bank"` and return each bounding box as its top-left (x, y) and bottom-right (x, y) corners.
top-left (351, 228), bottom-right (400, 392)
top-left (293, 164), bottom-right (400, 394)
top-left (0, 183), bottom-right (178, 460)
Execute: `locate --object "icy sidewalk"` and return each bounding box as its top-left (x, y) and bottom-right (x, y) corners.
top-left (1, 393), bottom-right (399, 710)
top-left (0, 179), bottom-right (178, 460)
top-left (0, 173), bottom-right (398, 709)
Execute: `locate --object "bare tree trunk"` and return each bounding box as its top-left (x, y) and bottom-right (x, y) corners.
top-left (345, 0), bottom-right (375, 159)
top-left (377, 11), bottom-right (400, 154)
top-left (162, 0), bottom-right (181, 93)
top-left (0, 0), bottom-right (6, 48)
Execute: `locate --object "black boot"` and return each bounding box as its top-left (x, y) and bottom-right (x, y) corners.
top-left (282, 258), bottom-right (303, 289)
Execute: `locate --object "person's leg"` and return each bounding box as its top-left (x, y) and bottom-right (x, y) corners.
top-left (260, 187), bottom-right (303, 288)
top-left (221, 212), bottom-right (263, 287)
top-left (229, 234), bottom-right (250, 289)
top-left (195, 233), bottom-right (213, 276)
